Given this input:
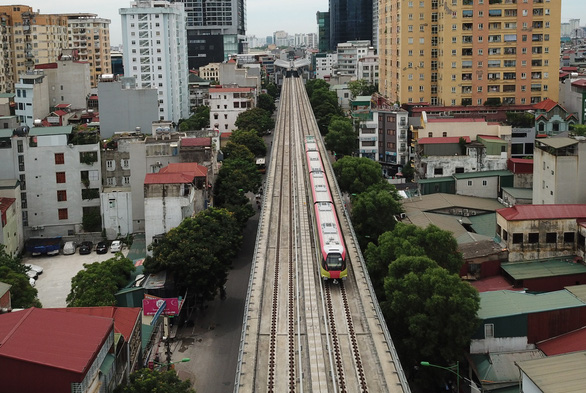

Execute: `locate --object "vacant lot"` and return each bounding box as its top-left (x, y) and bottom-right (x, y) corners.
top-left (24, 248), bottom-right (126, 308)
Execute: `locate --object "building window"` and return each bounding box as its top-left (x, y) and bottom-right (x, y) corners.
top-left (55, 153), bottom-right (65, 165)
top-left (502, 230), bottom-right (508, 241)
top-left (56, 172), bottom-right (66, 183)
top-left (434, 167), bottom-right (443, 175)
top-left (513, 233), bottom-right (523, 244)
top-left (528, 233), bottom-right (539, 243)
top-left (122, 159), bottom-right (130, 169)
top-left (467, 180), bottom-right (473, 186)
top-left (564, 232), bottom-right (575, 243)
top-left (57, 190), bottom-right (67, 202)
top-left (123, 176), bottom-right (131, 185)
top-left (546, 233), bottom-right (557, 243)
top-left (58, 208), bottom-right (68, 220)
top-left (484, 324), bottom-right (494, 338)
top-left (482, 180), bottom-right (487, 186)
top-left (106, 160), bottom-right (115, 170)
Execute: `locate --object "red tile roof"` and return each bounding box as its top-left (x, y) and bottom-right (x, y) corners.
top-left (51, 307), bottom-right (141, 341)
top-left (470, 275), bottom-right (522, 293)
top-left (533, 98), bottom-right (558, 112)
top-left (34, 63), bottom-right (58, 69)
top-left (54, 110), bottom-right (67, 117)
top-left (0, 197), bottom-right (16, 215)
top-left (498, 205), bottom-right (586, 221)
top-left (562, 66), bottom-right (579, 72)
top-left (181, 137), bottom-right (211, 147)
top-left (0, 308), bottom-right (113, 374)
top-left (210, 87), bottom-right (254, 93)
top-left (572, 79), bottom-right (586, 88)
top-left (428, 118), bottom-right (486, 123)
top-left (559, 72), bottom-right (570, 78)
top-left (537, 326), bottom-right (586, 356)
top-left (55, 104), bottom-right (71, 109)
top-left (144, 162), bottom-right (208, 185)
top-left (509, 158), bottom-right (533, 164)
top-left (417, 136), bottom-right (471, 144)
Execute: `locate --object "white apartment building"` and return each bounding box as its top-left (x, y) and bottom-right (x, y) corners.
top-left (209, 87), bottom-right (255, 132)
top-left (315, 53), bottom-right (336, 80)
top-left (14, 71), bottom-right (50, 127)
top-left (120, 0), bottom-right (190, 123)
top-left (335, 40), bottom-right (372, 76)
top-left (273, 31), bottom-right (289, 47)
top-left (357, 55), bottom-right (379, 86)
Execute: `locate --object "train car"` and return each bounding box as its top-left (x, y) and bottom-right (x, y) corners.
top-left (305, 136), bottom-right (347, 281)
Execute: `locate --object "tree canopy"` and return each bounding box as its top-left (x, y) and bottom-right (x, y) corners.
top-left (332, 156), bottom-right (384, 194)
top-left (306, 80), bottom-right (343, 135)
top-left (381, 255), bottom-right (480, 368)
top-left (222, 141), bottom-right (255, 162)
top-left (67, 254), bottom-right (135, 307)
top-left (229, 129), bottom-right (267, 158)
top-left (506, 112), bottom-right (535, 128)
top-left (145, 208), bottom-right (241, 302)
top-left (0, 245), bottom-right (41, 308)
top-left (179, 105), bottom-right (210, 131)
top-left (324, 116), bottom-right (357, 157)
top-left (235, 108), bottom-right (274, 135)
top-left (257, 93), bottom-right (276, 114)
top-left (262, 81), bottom-right (279, 99)
top-left (364, 223), bottom-right (464, 300)
top-left (347, 79), bottom-right (378, 99)
top-left (114, 368), bottom-right (195, 393)
top-left (350, 183), bottom-right (403, 250)
top-left (305, 79), bottom-right (330, 99)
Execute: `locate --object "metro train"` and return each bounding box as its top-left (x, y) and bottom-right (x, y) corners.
top-left (305, 135), bottom-right (347, 281)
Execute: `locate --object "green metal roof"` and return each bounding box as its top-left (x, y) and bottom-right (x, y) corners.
top-left (470, 350), bottom-right (543, 388)
top-left (501, 187), bottom-right (533, 199)
top-left (565, 284), bottom-right (586, 302)
top-left (478, 290), bottom-right (586, 319)
top-left (453, 170), bottom-right (513, 179)
top-left (142, 324), bottom-right (155, 351)
top-left (468, 212), bottom-right (497, 238)
top-left (99, 353), bottom-right (116, 374)
top-left (0, 129), bottom-right (12, 138)
top-left (29, 126), bottom-right (73, 136)
top-left (502, 258), bottom-right (586, 280)
top-left (0, 93), bottom-right (15, 98)
top-left (417, 176), bottom-right (454, 184)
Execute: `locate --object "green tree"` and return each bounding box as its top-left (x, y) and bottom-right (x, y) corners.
top-left (570, 124), bottom-right (586, 136)
top-left (0, 266), bottom-right (42, 308)
top-left (115, 368), bottom-right (195, 393)
top-left (235, 108), bottom-right (275, 135)
top-left (309, 87), bottom-right (343, 135)
top-left (381, 255), bottom-right (480, 368)
top-left (257, 93), bottom-right (276, 113)
top-left (263, 81), bottom-right (279, 99)
top-left (333, 156), bottom-right (384, 194)
top-left (305, 79), bottom-right (330, 99)
top-left (364, 223), bottom-right (464, 298)
top-left (400, 162), bottom-right (414, 182)
top-left (230, 129), bottom-right (267, 158)
top-left (82, 206), bottom-right (102, 232)
top-left (351, 183), bottom-right (403, 250)
top-left (145, 208), bottom-right (241, 302)
top-left (67, 254), bottom-right (135, 307)
top-left (179, 106), bottom-right (210, 131)
top-left (222, 141), bottom-right (255, 162)
top-left (506, 112), bottom-right (535, 128)
top-left (324, 116), bottom-right (357, 156)
top-left (348, 79), bottom-right (378, 99)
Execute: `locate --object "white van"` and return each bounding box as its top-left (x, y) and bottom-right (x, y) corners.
top-left (63, 241), bottom-right (76, 255)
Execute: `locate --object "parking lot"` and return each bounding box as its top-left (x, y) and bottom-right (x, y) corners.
top-left (25, 247), bottom-right (127, 308)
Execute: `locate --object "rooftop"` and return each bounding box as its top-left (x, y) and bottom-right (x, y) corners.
top-left (452, 170), bottom-right (513, 180)
top-left (417, 136), bottom-right (471, 144)
top-left (498, 204), bottom-right (586, 221)
top-left (537, 326), bottom-right (586, 356)
top-left (0, 308), bottom-right (112, 374)
top-left (51, 307), bottom-right (141, 341)
top-left (478, 290), bottom-right (586, 319)
top-left (29, 126), bottom-right (73, 136)
top-left (502, 258), bottom-right (586, 280)
top-left (470, 275), bottom-right (521, 293)
top-left (516, 351), bottom-right (586, 393)
top-left (535, 137), bottom-right (578, 149)
top-left (0, 198), bottom-right (16, 215)
top-left (181, 137), bottom-right (211, 147)
top-left (501, 187), bottom-right (533, 200)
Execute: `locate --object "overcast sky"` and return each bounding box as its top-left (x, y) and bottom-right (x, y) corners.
top-left (20, 0), bottom-right (585, 46)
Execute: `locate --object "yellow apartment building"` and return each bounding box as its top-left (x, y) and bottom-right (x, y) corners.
top-left (378, 0), bottom-right (561, 106)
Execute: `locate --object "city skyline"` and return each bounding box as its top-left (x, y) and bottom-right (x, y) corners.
top-left (14, 0), bottom-right (586, 47)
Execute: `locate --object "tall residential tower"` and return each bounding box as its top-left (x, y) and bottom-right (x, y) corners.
top-left (378, 0), bottom-right (561, 106)
top-left (120, 0), bottom-right (190, 123)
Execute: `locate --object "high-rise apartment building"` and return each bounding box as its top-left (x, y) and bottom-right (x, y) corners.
top-left (316, 11), bottom-right (330, 52)
top-left (0, 5), bottom-right (68, 93)
top-left (179, 0), bottom-right (246, 70)
top-left (379, 0), bottom-right (561, 106)
top-left (329, 0), bottom-right (373, 50)
top-left (120, 0), bottom-right (190, 123)
top-left (64, 14), bottom-right (112, 88)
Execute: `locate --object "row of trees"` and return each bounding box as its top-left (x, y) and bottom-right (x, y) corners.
top-left (306, 79), bottom-right (344, 135)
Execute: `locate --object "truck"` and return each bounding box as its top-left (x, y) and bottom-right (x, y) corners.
top-left (26, 237), bottom-right (62, 256)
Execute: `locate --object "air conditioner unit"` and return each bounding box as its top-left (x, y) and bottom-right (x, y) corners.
top-left (471, 211), bottom-right (477, 216)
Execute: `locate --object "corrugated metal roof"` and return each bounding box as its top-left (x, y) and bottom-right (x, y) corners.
top-left (533, 98), bottom-right (558, 112)
top-left (453, 170), bottom-right (513, 179)
top-left (565, 284), bottom-right (586, 302)
top-left (51, 307), bottom-right (141, 341)
top-left (498, 204), bottom-right (586, 221)
top-left (478, 290), bottom-right (586, 319)
top-left (502, 258), bottom-right (586, 280)
top-left (537, 326), bottom-right (586, 356)
top-left (29, 125), bottom-right (73, 136)
top-left (0, 308), bottom-right (113, 374)
top-left (181, 137), bottom-right (211, 147)
top-left (417, 176), bottom-right (454, 184)
top-left (471, 350), bottom-right (543, 386)
top-left (516, 351), bottom-right (586, 393)
top-left (501, 187), bottom-right (533, 199)
top-left (535, 137), bottom-right (578, 149)
top-left (417, 136), bottom-right (471, 144)
top-left (0, 129), bottom-right (13, 138)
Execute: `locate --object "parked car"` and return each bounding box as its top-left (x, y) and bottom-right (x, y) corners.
top-left (25, 263), bottom-right (43, 275)
top-left (79, 241), bottom-right (93, 255)
top-left (63, 241), bottom-right (76, 255)
top-left (110, 240), bottom-right (122, 253)
top-left (96, 241), bottom-right (108, 254)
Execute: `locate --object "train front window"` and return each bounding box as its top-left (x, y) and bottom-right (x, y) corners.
top-left (325, 253), bottom-right (343, 270)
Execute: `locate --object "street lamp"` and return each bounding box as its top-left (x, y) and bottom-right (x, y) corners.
top-left (420, 360), bottom-right (459, 393)
top-left (154, 357), bottom-right (191, 371)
